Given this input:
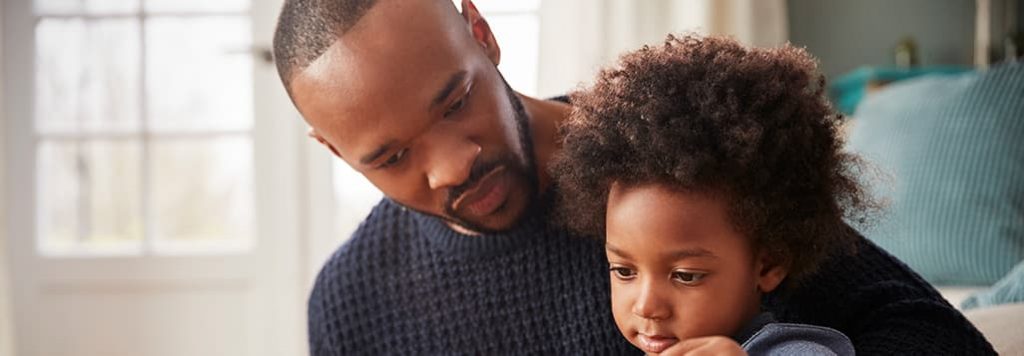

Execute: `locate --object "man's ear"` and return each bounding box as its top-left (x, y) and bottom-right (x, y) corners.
top-left (460, 0), bottom-right (501, 65)
top-left (308, 128), bottom-right (342, 159)
top-left (754, 251), bottom-right (789, 294)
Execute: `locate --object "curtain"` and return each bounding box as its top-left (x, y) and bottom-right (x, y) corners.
top-left (537, 0), bottom-right (789, 97)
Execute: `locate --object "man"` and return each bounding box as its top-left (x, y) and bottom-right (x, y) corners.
top-left (273, 0), bottom-right (995, 354)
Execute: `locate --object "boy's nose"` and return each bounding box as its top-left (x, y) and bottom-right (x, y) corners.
top-left (632, 281), bottom-right (671, 320)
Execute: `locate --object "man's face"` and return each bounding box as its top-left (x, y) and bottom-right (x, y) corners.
top-left (288, 0), bottom-right (537, 233)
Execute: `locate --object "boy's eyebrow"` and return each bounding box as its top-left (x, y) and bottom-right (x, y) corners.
top-left (605, 244), bottom-right (632, 259)
top-left (671, 248), bottom-right (716, 260)
top-left (606, 243), bottom-right (716, 261)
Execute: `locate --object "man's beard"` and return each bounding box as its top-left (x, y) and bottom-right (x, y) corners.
top-left (407, 75), bottom-right (540, 235)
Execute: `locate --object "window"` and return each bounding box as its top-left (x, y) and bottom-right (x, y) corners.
top-left (332, 0), bottom-right (542, 239)
top-left (33, 0), bottom-right (255, 256)
top-left (474, 0), bottom-right (541, 97)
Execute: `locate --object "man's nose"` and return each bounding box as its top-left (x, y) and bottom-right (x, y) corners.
top-left (426, 137), bottom-right (481, 191)
top-left (632, 280), bottom-right (671, 321)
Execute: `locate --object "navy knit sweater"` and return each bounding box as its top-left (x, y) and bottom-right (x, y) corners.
top-left (308, 197), bottom-right (995, 355)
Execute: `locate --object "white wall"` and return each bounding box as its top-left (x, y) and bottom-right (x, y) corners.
top-left (788, 0), bottom-right (976, 78)
top-left (0, 1), bottom-right (15, 354)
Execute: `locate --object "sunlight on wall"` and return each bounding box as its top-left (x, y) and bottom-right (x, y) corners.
top-left (0, 6), bottom-right (16, 354)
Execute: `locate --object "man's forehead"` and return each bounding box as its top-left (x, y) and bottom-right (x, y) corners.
top-left (290, 0), bottom-right (475, 164)
top-left (292, 0), bottom-right (466, 98)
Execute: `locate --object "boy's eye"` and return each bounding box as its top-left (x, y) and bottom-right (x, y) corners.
top-left (671, 270), bottom-right (707, 286)
top-left (379, 148), bottom-right (408, 168)
top-left (609, 266), bottom-right (636, 280)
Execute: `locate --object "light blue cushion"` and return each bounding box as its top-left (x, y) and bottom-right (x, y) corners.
top-left (962, 260), bottom-right (1024, 310)
top-left (846, 62), bottom-right (1024, 285)
top-left (829, 66), bottom-right (969, 115)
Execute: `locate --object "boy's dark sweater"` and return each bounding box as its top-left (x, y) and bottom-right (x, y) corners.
top-left (308, 197), bottom-right (994, 355)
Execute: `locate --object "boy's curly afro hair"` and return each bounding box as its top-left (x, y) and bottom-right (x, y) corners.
top-left (552, 34), bottom-right (880, 280)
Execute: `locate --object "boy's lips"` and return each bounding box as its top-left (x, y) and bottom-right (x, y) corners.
top-left (450, 166), bottom-right (509, 217)
top-left (636, 333), bottom-right (679, 354)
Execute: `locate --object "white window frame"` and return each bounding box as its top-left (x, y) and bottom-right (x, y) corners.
top-left (3, 0), bottom-right (309, 354)
top-left (28, 5), bottom-right (257, 258)
top-left (3, 0), bottom-right (308, 277)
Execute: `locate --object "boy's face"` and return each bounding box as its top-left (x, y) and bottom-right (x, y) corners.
top-left (604, 183), bottom-right (783, 355)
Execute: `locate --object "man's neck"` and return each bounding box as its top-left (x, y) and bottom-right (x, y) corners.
top-left (518, 93), bottom-right (571, 194)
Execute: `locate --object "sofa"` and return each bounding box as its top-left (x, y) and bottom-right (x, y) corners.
top-left (842, 62), bottom-right (1024, 355)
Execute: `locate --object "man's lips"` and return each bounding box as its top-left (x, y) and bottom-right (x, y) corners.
top-left (636, 333), bottom-right (679, 354)
top-left (450, 166), bottom-right (509, 217)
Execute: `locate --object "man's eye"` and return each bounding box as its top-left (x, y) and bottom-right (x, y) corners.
top-left (444, 97), bottom-right (466, 117)
top-left (671, 270), bottom-right (707, 286)
top-left (609, 267), bottom-right (636, 280)
top-left (379, 148), bottom-right (408, 168)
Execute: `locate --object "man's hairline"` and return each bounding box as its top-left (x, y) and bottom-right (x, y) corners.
top-left (283, 40), bottom-right (335, 97)
top-left (280, 0), bottom-right (461, 94)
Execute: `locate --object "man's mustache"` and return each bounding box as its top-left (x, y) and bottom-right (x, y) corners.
top-left (445, 157), bottom-right (504, 212)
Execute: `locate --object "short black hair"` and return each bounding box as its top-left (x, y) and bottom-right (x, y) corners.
top-left (272, 0), bottom-right (379, 89)
top-left (552, 34), bottom-right (880, 281)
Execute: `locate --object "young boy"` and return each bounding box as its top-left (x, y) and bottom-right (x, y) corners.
top-left (552, 35), bottom-right (878, 355)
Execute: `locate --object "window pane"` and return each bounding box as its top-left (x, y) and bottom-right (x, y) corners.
top-left (35, 0), bottom-right (139, 15)
top-left (333, 163), bottom-right (382, 238)
top-left (145, 17), bottom-right (252, 132)
top-left (488, 15), bottom-right (539, 96)
top-left (144, 0), bottom-right (249, 13)
top-left (34, 0), bottom-right (81, 14)
top-left (150, 137), bottom-right (253, 249)
top-left (38, 140), bottom-right (143, 254)
top-left (37, 141), bottom-right (80, 250)
top-left (35, 19), bottom-right (141, 133)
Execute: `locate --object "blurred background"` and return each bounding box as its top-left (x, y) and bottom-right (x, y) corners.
top-left (2, 0), bottom-right (1021, 355)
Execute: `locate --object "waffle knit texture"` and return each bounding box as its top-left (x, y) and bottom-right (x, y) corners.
top-left (309, 197), bottom-right (995, 355)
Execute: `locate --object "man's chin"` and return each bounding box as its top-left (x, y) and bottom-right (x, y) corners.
top-left (446, 196), bottom-right (532, 235)
top-left (445, 213), bottom-right (522, 236)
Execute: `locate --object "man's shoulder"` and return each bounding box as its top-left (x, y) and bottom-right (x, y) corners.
top-left (306, 198), bottom-right (421, 354)
top-left (308, 198), bottom-right (421, 318)
top-left (767, 229), bottom-right (996, 354)
top-left (322, 198), bottom-right (419, 273)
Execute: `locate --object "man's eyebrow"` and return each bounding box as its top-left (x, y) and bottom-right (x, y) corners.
top-left (358, 71), bottom-right (467, 166)
top-left (359, 140), bottom-right (397, 166)
top-left (431, 70), bottom-right (468, 109)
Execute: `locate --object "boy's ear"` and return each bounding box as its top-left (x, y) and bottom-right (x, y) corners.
top-left (459, 0), bottom-right (501, 65)
top-left (755, 251), bottom-right (789, 294)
